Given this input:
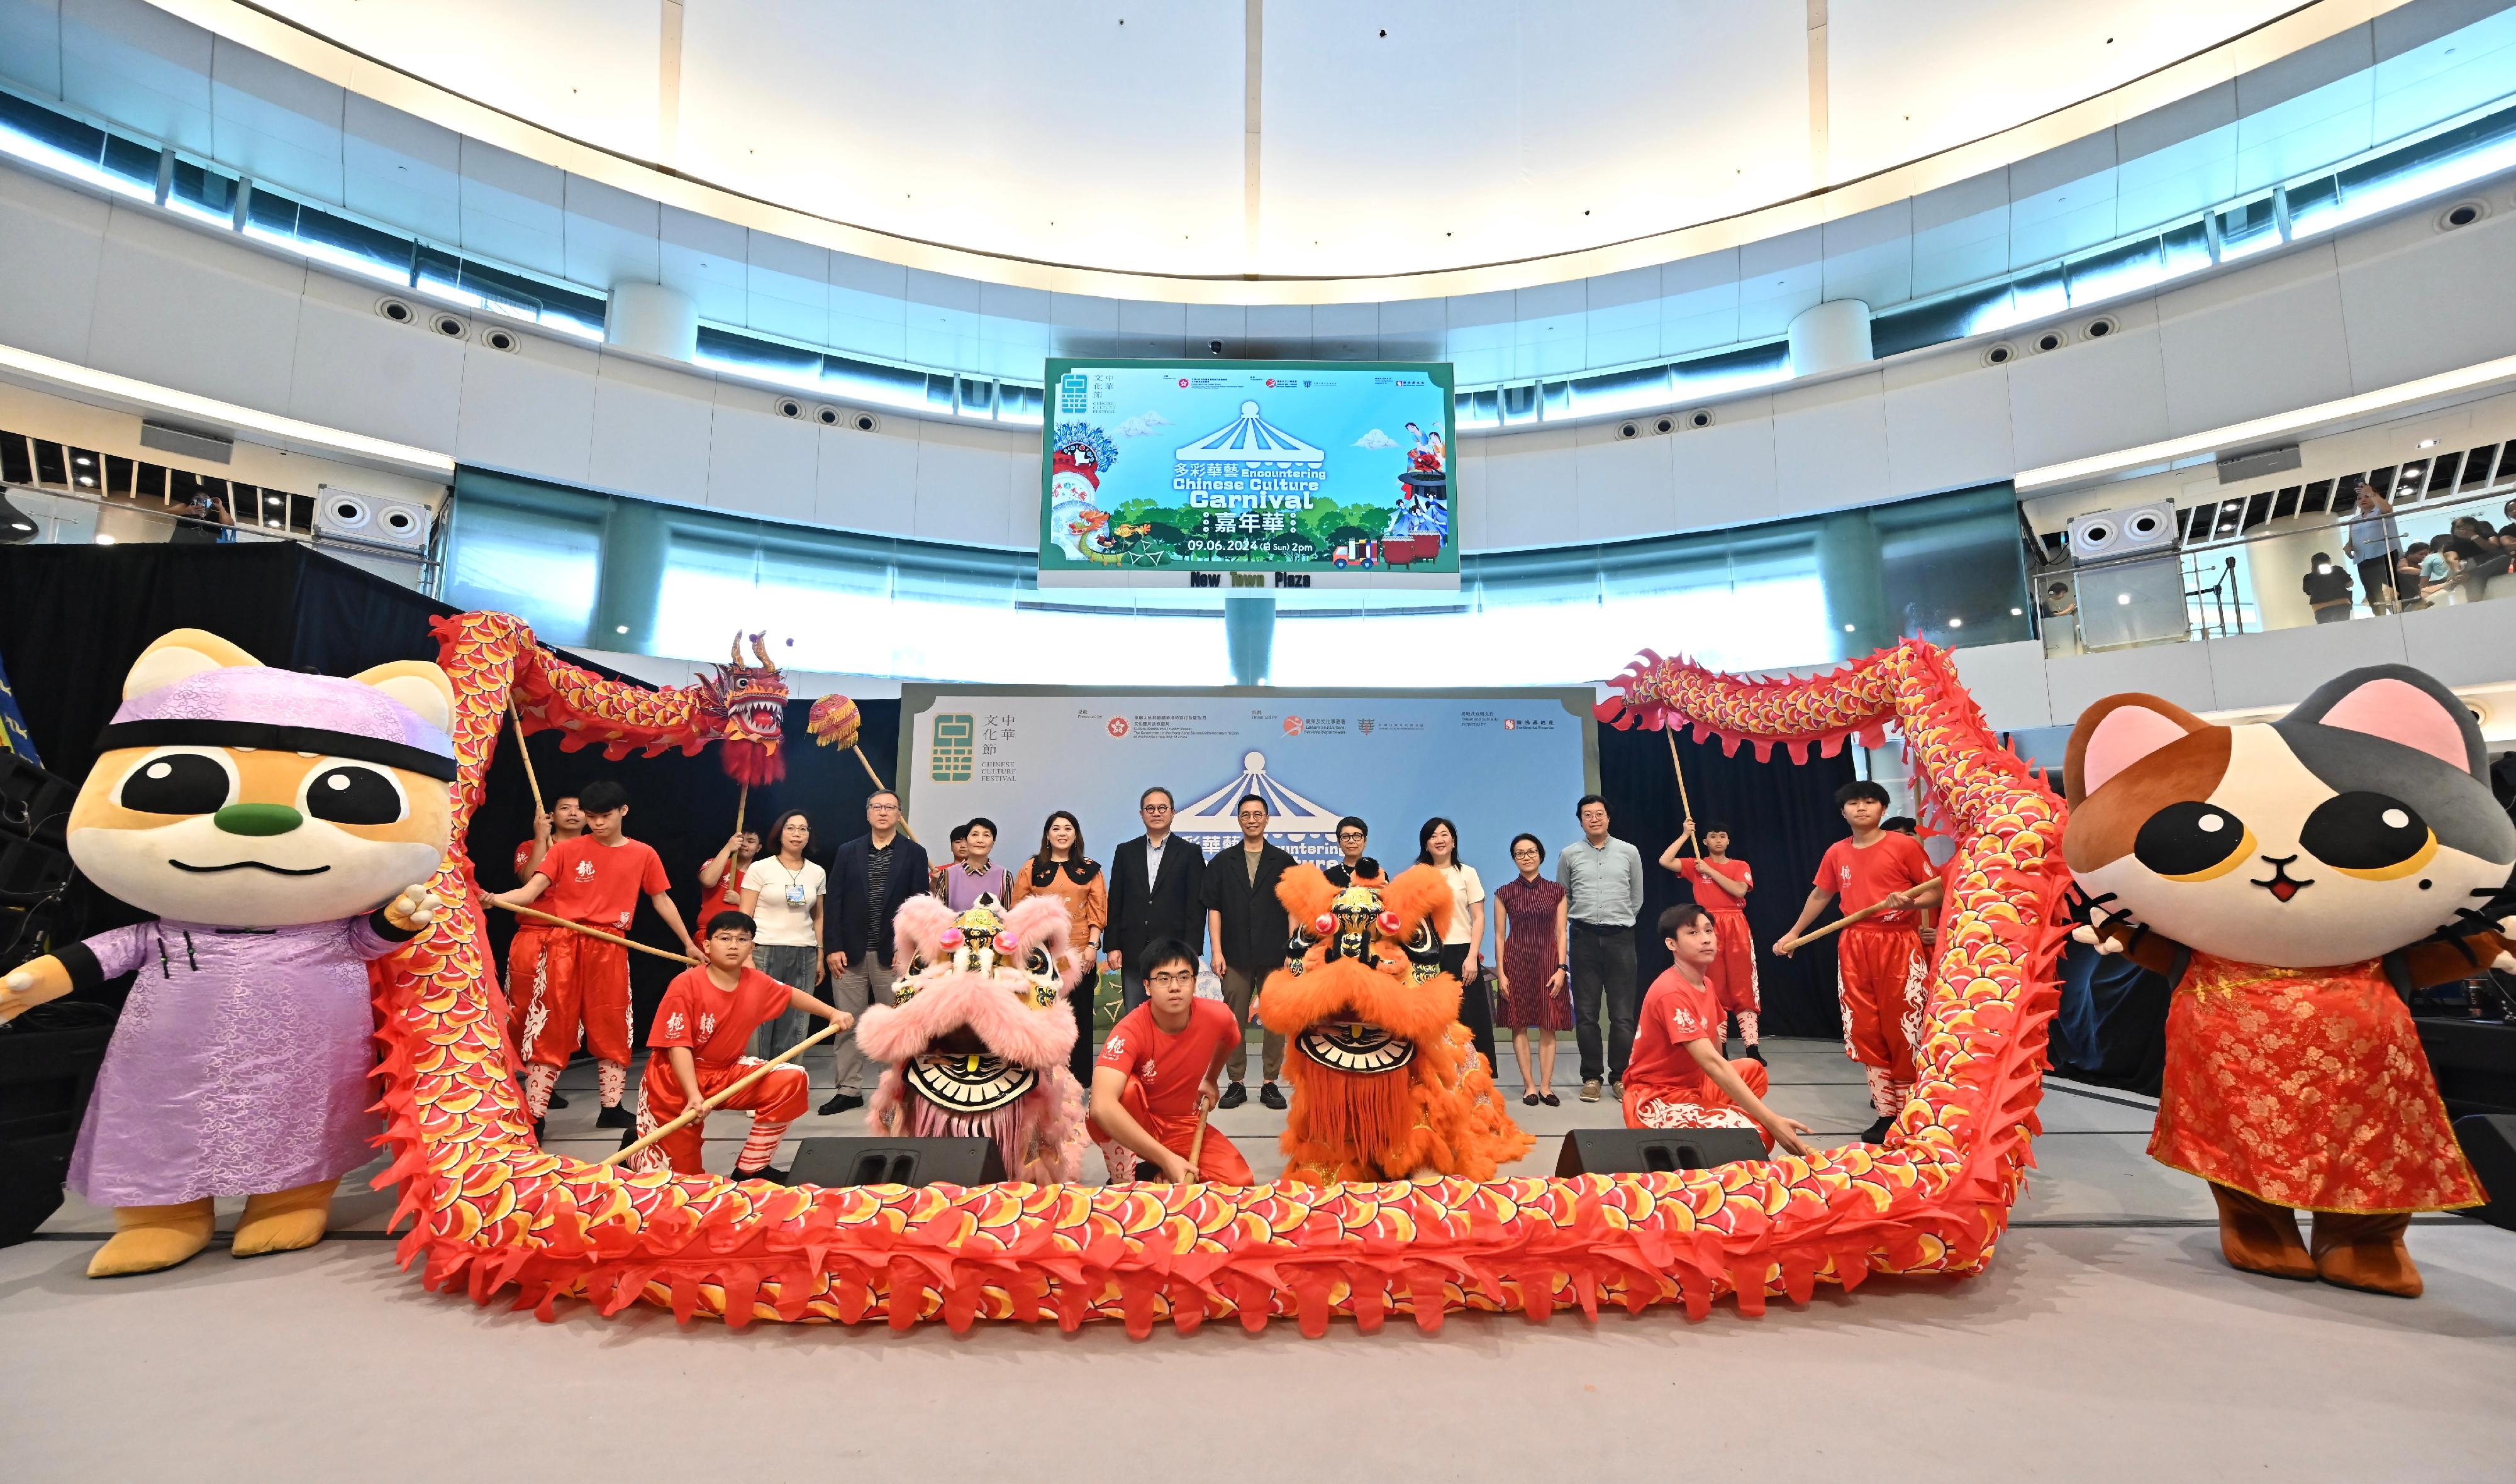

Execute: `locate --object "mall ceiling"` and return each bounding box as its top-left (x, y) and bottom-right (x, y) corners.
top-left (239, 0), bottom-right (2309, 282)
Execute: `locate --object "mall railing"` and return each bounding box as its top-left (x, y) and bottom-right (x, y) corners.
top-left (2040, 471), bottom-right (2516, 658)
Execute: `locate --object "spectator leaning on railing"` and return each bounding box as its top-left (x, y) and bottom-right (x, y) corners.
top-left (2302, 553), bottom-right (2354, 623)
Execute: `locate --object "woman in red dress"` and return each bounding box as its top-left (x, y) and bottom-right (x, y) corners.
top-left (1493, 833), bottom-right (1571, 1106)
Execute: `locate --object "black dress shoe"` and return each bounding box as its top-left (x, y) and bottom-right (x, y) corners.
top-left (1861, 1114), bottom-right (1896, 1143)
top-left (1259, 1082), bottom-right (1286, 1110)
top-left (1522, 1092), bottom-right (1540, 1106)
top-left (819, 1091), bottom-right (864, 1116)
top-left (731, 1165), bottom-right (788, 1185)
top-left (1216, 1083), bottom-right (1248, 1110)
top-left (1539, 1092), bottom-right (1561, 1107)
top-left (546, 1092), bottom-right (571, 1110)
top-left (595, 1104), bottom-right (635, 1129)
top-left (532, 1117), bottom-right (546, 1141)
top-left (1744, 1044), bottom-right (1766, 1065)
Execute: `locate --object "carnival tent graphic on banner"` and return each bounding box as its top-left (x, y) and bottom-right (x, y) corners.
top-left (1174, 403), bottom-right (1327, 467)
top-left (1174, 750), bottom-right (1344, 865)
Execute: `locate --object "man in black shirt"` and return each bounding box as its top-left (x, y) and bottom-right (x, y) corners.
top-left (1201, 794), bottom-right (1297, 1109)
top-left (2302, 553), bottom-right (2354, 623)
top-left (823, 789), bottom-right (928, 1114)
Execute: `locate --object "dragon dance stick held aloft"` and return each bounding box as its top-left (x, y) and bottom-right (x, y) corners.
top-left (507, 697), bottom-right (545, 819)
top-left (603, 1020), bottom-right (846, 1168)
top-left (493, 899), bottom-right (697, 966)
top-left (1666, 726), bottom-right (1699, 858)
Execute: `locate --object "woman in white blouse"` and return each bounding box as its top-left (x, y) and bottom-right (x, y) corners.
top-left (1417, 817), bottom-right (1496, 1072)
top-left (738, 809), bottom-right (827, 1057)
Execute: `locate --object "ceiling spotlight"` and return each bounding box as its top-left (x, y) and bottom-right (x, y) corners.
top-left (1841, 623), bottom-right (1856, 633)
top-left (77, 476), bottom-right (94, 486)
top-left (1947, 617), bottom-right (1964, 628)
top-left (2116, 592), bottom-right (2132, 605)
top-left (0, 489), bottom-right (38, 543)
top-left (2009, 607), bottom-right (2023, 616)
top-left (96, 533), bottom-right (117, 545)
top-left (2418, 439), bottom-right (2437, 448)
top-left (74, 455), bottom-right (91, 466)
top-left (615, 624), bottom-right (629, 634)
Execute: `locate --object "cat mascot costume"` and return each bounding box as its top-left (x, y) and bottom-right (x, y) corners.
top-left (0, 631), bottom-right (453, 1277)
top-left (2064, 664), bottom-right (2507, 1297)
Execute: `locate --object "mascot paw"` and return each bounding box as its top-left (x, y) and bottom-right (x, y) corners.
top-left (2494, 950), bottom-right (2516, 977)
top-left (383, 886), bottom-right (445, 932)
top-left (0, 957), bottom-right (71, 1022)
top-left (2069, 924), bottom-right (2121, 954)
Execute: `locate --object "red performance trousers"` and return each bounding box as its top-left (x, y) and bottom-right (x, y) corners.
top-left (1835, 924), bottom-right (1926, 1083)
top-left (510, 925), bottom-right (633, 1071)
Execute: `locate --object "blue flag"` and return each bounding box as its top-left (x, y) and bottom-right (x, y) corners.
top-left (0, 646), bottom-right (39, 767)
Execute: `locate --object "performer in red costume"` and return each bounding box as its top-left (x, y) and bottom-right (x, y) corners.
top-left (1624, 905), bottom-right (1812, 1155)
top-left (1659, 818), bottom-right (1761, 1059)
top-left (628, 912), bottom-right (853, 1179)
top-left (1778, 780), bottom-right (1937, 1143)
top-left (490, 779), bottom-right (698, 1132)
top-left (503, 791), bottom-right (584, 1104)
top-left (1088, 937), bottom-right (1253, 1185)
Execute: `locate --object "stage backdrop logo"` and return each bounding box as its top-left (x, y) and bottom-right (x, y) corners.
top-left (932, 713), bottom-right (976, 782)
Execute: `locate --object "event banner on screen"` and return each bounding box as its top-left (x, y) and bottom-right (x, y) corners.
top-left (1038, 360), bottom-right (1457, 590)
top-left (899, 687), bottom-right (1595, 895)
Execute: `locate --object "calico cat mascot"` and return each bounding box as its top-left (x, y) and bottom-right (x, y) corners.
top-left (2065, 665), bottom-right (2508, 1296)
top-left (0, 631), bottom-right (454, 1276)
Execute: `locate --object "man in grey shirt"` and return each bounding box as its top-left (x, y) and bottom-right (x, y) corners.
top-left (1558, 794), bottom-right (1645, 1103)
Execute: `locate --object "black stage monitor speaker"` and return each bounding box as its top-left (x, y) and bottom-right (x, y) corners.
top-left (0, 1002), bottom-right (116, 1246)
top-left (0, 751), bottom-right (74, 846)
top-left (2452, 1114), bottom-right (2516, 1232)
top-left (787, 1136), bottom-right (1006, 1188)
top-left (1554, 1126), bottom-right (1768, 1177)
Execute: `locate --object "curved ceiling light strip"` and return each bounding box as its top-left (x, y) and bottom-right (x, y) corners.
top-left (154, 0), bottom-right (2396, 304)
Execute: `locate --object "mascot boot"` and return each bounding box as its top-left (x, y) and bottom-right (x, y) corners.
top-left (2064, 665), bottom-right (2510, 1297)
top-left (0, 630), bottom-right (455, 1276)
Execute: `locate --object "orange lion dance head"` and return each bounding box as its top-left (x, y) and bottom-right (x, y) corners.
top-left (1257, 863), bottom-right (1533, 1184)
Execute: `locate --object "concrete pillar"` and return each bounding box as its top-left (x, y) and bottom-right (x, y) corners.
top-left (590, 500), bottom-right (670, 653)
top-left (606, 282), bottom-right (698, 362)
top-left (1788, 299), bottom-right (1873, 377)
top-left (1816, 508), bottom-right (1890, 660)
top-left (1224, 594), bottom-right (1276, 685)
top-left (2247, 525), bottom-right (2351, 631)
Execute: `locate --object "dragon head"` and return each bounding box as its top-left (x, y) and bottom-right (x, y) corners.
top-left (857, 894), bottom-right (1088, 1183)
top-left (696, 632), bottom-right (789, 784)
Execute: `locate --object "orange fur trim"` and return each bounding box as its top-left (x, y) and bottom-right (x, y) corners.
top-left (1274, 863), bottom-right (1338, 926)
top-left (1379, 863), bottom-right (1452, 943)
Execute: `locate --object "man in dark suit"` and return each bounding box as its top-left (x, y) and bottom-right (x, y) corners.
top-left (1201, 794), bottom-right (1298, 1110)
top-left (820, 789), bottom-right (929, 1115)
top-left (1105, 786), bottom-right (1207, 1015)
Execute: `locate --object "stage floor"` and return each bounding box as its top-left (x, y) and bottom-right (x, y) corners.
top-left (7, 1038), bottom-right (2512, 1480)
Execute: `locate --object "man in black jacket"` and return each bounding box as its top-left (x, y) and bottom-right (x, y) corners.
top-left (1202, 794), bottom-right (1298, 1109)
top-left (820, 789), bottom-right (929, 1115)
top-left (1105, 787), bottom-right (1207, 1014)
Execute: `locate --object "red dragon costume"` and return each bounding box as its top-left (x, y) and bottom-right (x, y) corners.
top-left (353, 625), bottom-right (2064, 1336)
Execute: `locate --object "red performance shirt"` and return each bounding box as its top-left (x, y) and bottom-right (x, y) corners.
top-left (697, 854), bottom-right (749, 926)
top-left (536, 835), bottom-right (669, 929)
top-left (1623, 968), bottom-right (1723, 1100)
top-left (1814, 833), bottom-right (1935, 929)
top-left (1097, 1000), bottom-right (1240, 1136)
top-left (1678, 856), bottom-right (1752, 914)
top-left (648, 965), bottom-right (794, 1067)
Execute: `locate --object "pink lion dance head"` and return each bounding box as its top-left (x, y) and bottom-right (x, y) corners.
top-left (856, 894), bottom-right (1088, 1183)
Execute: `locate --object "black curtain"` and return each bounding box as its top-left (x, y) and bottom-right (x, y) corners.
top-left (0, 544), bottom-right (905, 1032)
top-left (1597, 723), bottom-right (1856, 1039)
